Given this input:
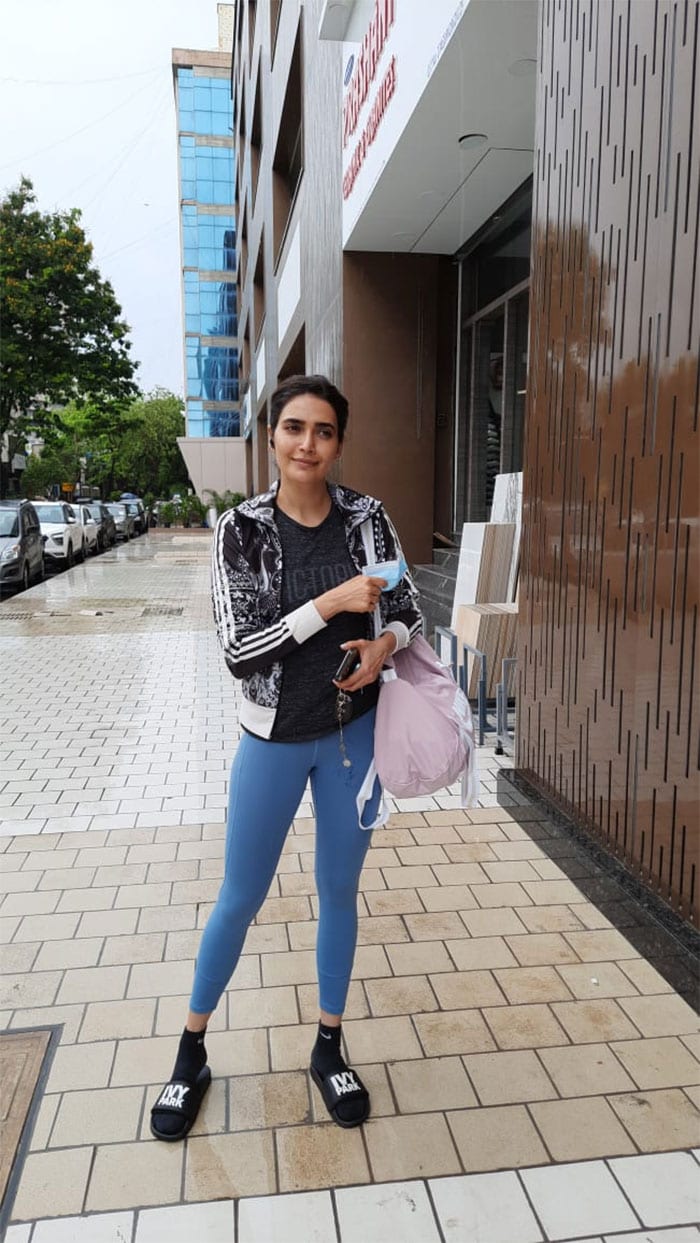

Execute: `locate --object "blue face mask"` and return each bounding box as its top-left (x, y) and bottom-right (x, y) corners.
top-left (363, 556), bottom-right (408, 592)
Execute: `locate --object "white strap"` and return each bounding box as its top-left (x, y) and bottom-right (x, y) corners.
top-left (356, 758), bottom-right (389, 830)
top-left (360, 517), bottom-right (382, 641)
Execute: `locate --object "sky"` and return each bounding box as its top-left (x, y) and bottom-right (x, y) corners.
top-left (0, 0), bottom-right (224, 396)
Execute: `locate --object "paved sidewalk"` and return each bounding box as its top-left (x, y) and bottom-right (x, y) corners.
top-left (1, 533), bottom-right (698, 1241)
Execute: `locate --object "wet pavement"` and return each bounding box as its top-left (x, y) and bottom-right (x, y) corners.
top-left (1, 532), bottom-right (698, 1242)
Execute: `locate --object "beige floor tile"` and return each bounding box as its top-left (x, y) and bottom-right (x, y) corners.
top-left (365, 1113), bottom-right (461, 1181)
top-left (617, 993), bottom-right (700, 1038)
top-left (170, 879), bottom-right (220, 906)
top-left (297, 979), bottom-right (368, 1023)
top-left (443, 843), bottom-right (499, 863)
top-left (153, 994), bottom-right (227, 1036)
top-left (36, 867), bottom-right (96, 891)
top-left (287, 921), bottom-right (317, 951)
top-left (417, 885), bottom-right (478, 912)
top-left (448, 1103), bottom-right (549, 1171)
top-left (208, 1028), bottom-right (270, 1075)
top-left (74, 845), bottom-right (128, 867)
top-left (456, 823), bottom-right (507, 843)
top-left (491, 841), bottom-right (546, 861)
top-left (276, 1122), bottom-right (369, 1192)
top-left (51, 1086), bottom-right (144, 1146)
top-left (86, 1139), bottom-right (183, 1211)
top-left (127, 959), bottom-right (194, 999)
top-left (464, 1049), bottom-right (558, 1105)
top-left (365, 847), bottom-right (401, 868)
top-left (79, 998), bottom-right (157, 1042)
top-left (253, 894), bottom-right (312, 923)
top-left (101, 932), bottom-right (166, 966)
top-left (493, 966), bottom-right (573, 1004)
top-left (389, 1055), bottom-right (477, 1112)
top-left (173, 1073), bottom-right (228, 1139)
top-left (460, 908), bottom-right (528, 937)
top-left (410, 824), bottom-right (461, 844)
top-left (93, 864), bottom-right (148, 888)
top-left (0, 915), bottom-right (21, 942)
top-left (12, 1146), bottom-right (93, 1220)
top-left (404, 911), bottom-right (470, 941)
top-left (471, 882), bottom-right (533, 908)
top-left (609, 1036), bottom-right (700, 1089)
top-left (483, 1003), bottom-right (568, 1049)
top-left (28, 1093), bottom-right (60, 1150)
top-left (149, 860), bottom-right (199, 884)
top-left (352, 944), bottom-right (394, 978)
top-left (310, 1061), bottom-right (395, 1121)
top-left (529, 1096), bottom-right (636, 1160)
top-left (395, 845), bottom-right (448, 866)
top-left (683, 1084), bottom-right (700, 1108)
top-left (414, 1009), bottom-right (495, 1056)
top-left (446, 936), bottom-right (519, 971)
top-left (269, 1022), bottom-right (318, 1071)
top-left (46, 1034), bottom-right (115, 1093)
top-left (364, 888), bottom-right (424, 915)
top-left (114, 882), bottom-right (172, 909)
top-left (371, 827), bottom-right (419, 845)
top-left (432, 863), bottom-right (489, 887)
top-left (278, 872), bottom-right (317, 897)
top-left (57, 888), bottom-right (119, 913)
top-left (365, 975), bottom-right (438, 1017)
top-left (538, 1043), bottom-right (636, 1095)
top-left (110, 1035), bottom-right (187, 1087)
top-left (429, 969), bottom-right (507, 1010)
top-left (14, 912), bottom-right (79, 942)
top-left (357, 915), bottom-right (410, 945)
top-left (138, 904), bottom-right (197, 934)
top-left (1, 970), bottom-right (60, 1010)
top-left (57, 964), bottom-right (129, 1005)
top-left (0, 943), bottom-right (39, 973)
top-left (506, 933), bottom-right (581, 967)
top-left (555, 961), bottom-right (640, 999)
top-left (518, 905), bottom-right (586, 933)
top-left (563, 929), bottom-right (639, 961)
top-left (229, 985), bottom-right (299, 1029)
top-left (609, 1086), bottom-right (700, 1150)
top-left (242, 922), bottom-right (289, 953)
top-left (681, 1031), bottom-right (700, 1059)
top-left (162, 929), bottom-right (204, 960)
top-left (0, 891), bottom-right (59, 917)
top-left (551, 998), bottom-right (642, 1043)
top-left (230, 1070), bottom-right (310, 1129)
top-left (618, 958), bottom-right (674, 994)
top-left (77, 909), bottom-right (139, 938)
top-left (386, 941), bottom-right (454, 975)
top-left (522, 879), bottom-right (588, 905)
top-left (10, 1004), bottom-right (85, 1044)
top-left (343, 1015), bottom-right (423, 1062)
top-left (382, 865), bottom-right (438, 889)
top-left (482, 861), bottom-right (542, 883)
top-left (260, 949), bottom-right (317, 987)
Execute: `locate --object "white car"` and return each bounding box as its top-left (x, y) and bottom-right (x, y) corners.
top-left (69, 503), bottom-right (100, 555)
top-left (33, 501), bottom-right (86, 570)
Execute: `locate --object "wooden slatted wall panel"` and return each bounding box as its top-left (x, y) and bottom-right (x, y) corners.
top-left (517, 0), bottom-right (700, 923)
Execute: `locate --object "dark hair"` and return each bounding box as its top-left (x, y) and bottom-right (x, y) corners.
top-left (269, 374), bottom-right (349, 442)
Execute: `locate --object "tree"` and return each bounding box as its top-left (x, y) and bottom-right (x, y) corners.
top-left (0, 177), bottom-right (137, 493)
top-left (112, 390), bottom-right (190, 497)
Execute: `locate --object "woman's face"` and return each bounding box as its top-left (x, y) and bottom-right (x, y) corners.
top-left (271, 394), bottom-right (341, 485)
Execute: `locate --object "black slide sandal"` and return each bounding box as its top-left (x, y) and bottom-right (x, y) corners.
top-left (150, 1065), bottom-right (211, 1142)
top-left (310, 1063), bottom-right (370, 1128)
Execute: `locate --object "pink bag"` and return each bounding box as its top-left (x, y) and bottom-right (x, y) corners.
top-left (375, 635), bottom-right (478, 800)
top-left (355, 519), bottom-right (479, 828)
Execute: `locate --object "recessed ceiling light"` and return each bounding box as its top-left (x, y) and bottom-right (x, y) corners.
top-left (508, 58), bottom-right (537, 76)
top-left (458, 133), bottom-right (488, 150)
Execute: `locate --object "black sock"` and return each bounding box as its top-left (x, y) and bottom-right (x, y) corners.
top-left (311, 1021), bottom-right (343, 1077)
top-left (171, 1026), bottom-right (208, 1084)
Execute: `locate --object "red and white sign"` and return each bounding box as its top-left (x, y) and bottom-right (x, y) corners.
top-left (342, 0), bottom-right (396, 149)
top-left (342, 56), bottom-right (397, 200)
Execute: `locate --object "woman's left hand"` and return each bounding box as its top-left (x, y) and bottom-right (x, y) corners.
top-left (333, 635), bottom-right (396, 692)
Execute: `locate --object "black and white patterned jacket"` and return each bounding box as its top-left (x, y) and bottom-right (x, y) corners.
top-left (211, 480), bottom-right (423, 739)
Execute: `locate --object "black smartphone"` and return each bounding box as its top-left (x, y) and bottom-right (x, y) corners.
top-left (334, 650), bottom-right (360, 682)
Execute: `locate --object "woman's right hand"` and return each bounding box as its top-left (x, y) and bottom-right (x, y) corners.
top-left (315, 574), bottom-right (388, 620)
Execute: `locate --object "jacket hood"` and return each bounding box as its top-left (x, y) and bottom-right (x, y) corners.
top-left (237, 480), bottom-right (381, 532)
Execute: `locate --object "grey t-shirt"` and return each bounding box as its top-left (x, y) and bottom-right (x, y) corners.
top-left (270, 504), bottom-right (379, 742)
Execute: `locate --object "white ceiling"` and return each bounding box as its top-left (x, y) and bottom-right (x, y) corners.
top-left (344, 0), bottom-right (539, 254)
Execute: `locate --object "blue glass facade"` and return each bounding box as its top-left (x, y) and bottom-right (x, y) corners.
top-left (176, 67), bottom-right (239, 438)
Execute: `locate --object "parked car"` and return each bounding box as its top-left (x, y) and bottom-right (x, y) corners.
top-left (0, 499), bottom-right (45, 594)
top-left (106, 503), bottom-right (136, 541)
top-left (69, 504), bottom-right (100, 556)
top-left (123, 499), bottom-right (148, 535)
top-left (72, 500), bottom-right (116, 551)
top-left (33, 501), bottom-right (85, 569)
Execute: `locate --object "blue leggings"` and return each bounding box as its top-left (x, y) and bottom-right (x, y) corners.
top-left (190, 708), bottom-right (380, 1016)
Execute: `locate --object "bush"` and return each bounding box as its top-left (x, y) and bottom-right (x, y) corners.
top-left (204, 489), bottom-right (245, 516)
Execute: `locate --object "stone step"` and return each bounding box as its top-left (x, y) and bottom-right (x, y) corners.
top-left (433, 548), bottom-right (460, 574)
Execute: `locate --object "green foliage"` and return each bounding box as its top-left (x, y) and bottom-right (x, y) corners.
top-left (0, 178), bottom-right (137, 467)
top-left (159, 502), bottom-right (176, 527)
top-left (181, 494), bottom-right (206, 525)
top-left (204, 489), bottom-right (245, 515)
top-left (22, 444), bottom-right (79, 498)
top-left (113, 390), bottom-right (189, 497)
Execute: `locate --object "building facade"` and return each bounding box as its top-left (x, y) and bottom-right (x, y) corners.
top-left (172, 4), bottom-right (246, 498)
top-left (231, 0), bottom-right (698, 923)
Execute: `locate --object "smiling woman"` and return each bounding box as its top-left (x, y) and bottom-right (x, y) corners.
top-left (150, 373), bottom-right (423, 1141)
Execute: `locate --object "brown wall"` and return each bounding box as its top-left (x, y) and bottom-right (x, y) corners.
top-left (342, 252), bottom-right (441, 566)
top-left (517, 0), bottom-right (700, 922)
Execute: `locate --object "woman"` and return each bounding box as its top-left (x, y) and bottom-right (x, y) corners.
top-left (151, 373), bottom-right (422, 1140)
